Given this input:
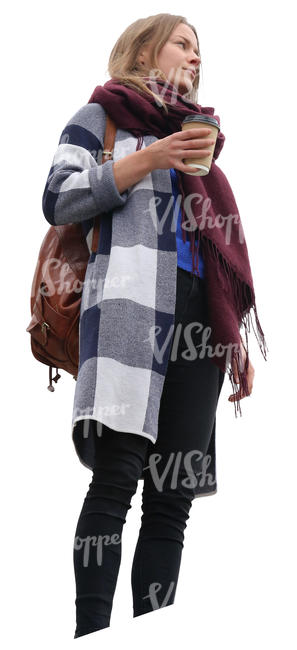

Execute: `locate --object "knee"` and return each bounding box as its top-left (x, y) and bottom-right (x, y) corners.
top-left (84, 433), bottom-right (148, 510)
top-left (91, 429), bottom-right (147, 488)
top-left (139, 482), bottom-right (194, 547)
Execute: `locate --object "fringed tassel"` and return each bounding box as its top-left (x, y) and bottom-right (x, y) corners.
top-left (201, 234), bottom-right (269, 418)
top-left (227, 345), bottom-right (250, 418)
top-left (178, 184), bottom-right (268, 363)
top-left (136, 135), bottom-right (144, 151)
top-left (189, 229), bottom-right (200, 275)
top-left (248, 302), bottom-right (268, 361)
top-left (174, 172), bottom-right (268, 419)
top-left (202, 234), bottom-right (269, 363)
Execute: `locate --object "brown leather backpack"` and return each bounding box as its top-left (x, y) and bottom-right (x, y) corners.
top-left (26, 114), bottom-right (117, 391)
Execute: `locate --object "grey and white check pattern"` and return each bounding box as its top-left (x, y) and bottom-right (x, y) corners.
top-left (43, 102), bottom-right (182, 445)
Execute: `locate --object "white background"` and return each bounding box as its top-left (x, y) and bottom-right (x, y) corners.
top-left (1, 0), bottom-right (296, 647)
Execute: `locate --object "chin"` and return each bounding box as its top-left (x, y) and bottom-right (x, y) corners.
top-left (167, 73), bottom-right (192, 96)
top-left (178, 83), bottom-right (192, 96)
top-left (177, 78), bottom-right (193, 96)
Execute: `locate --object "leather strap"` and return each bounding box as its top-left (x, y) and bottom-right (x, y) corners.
top-left (91, 114), bottom-right (117, 253)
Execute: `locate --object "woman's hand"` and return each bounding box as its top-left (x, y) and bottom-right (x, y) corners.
top-left (145, 127), bottom-right (215, 173)
top-left (228, 341), bottom-right (255, 403)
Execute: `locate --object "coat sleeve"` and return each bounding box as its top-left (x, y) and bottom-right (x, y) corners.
top-left (42, 103), bottom-right (129, 226)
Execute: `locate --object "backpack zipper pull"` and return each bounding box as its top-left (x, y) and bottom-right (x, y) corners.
top-left (47, 366), bottom-right (61, 391)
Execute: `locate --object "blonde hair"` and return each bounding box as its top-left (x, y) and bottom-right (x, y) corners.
top-left (107, 13), bottom-right (202, 114)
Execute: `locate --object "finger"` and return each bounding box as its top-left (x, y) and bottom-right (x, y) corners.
top-left (182, 150), bottom-right (213, 161)
top-left (228, 386), bottom-right (253, 402)
top-left (228, 392), bottom-right (242, 402)
top-left (180, 127), bottom-right (212, 138)
top-left (183, 139), bottom-right (214, 150)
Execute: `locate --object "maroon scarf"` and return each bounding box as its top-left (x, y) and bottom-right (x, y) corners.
top-left (88, 77), bottom-right (268, 416)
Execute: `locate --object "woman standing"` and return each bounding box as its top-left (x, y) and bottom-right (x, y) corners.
top-left (42, 13), bottom-right (267, 638)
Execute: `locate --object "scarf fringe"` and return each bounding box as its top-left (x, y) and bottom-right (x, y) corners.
top-left (136, 135), bottom-right (144, 151)
top-left (169, 168), bottom-right (268, 418)
top-left (189, 227), bottom-right (200, 276)
top-left (202, 233), bottom-right (268, 359)
top-left (201, 233), bottom-right (269, 418)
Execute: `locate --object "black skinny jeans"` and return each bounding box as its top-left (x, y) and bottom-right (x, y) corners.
top-left (73, 267), bottom-right (224, 638)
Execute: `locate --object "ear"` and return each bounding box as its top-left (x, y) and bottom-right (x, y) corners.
top-left (138, 43), bottom-right (151, 66)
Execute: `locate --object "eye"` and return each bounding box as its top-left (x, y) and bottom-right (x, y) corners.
top-left (176, 41), bottom-right (200, 57)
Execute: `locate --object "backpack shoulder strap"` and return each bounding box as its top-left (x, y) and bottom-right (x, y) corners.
top-left (91, 114), bottom-right (117, 253)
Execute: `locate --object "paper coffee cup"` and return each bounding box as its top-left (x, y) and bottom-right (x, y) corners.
top-left (181, 114), bottom-right (220, 176)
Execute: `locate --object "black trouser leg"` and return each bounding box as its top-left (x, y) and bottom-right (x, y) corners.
top-left (131, 268), bottom-right (224, 618)
top-left (131, 481), bottom-right (193, 617)
top-left (73, 427), bottom-right (149, 638)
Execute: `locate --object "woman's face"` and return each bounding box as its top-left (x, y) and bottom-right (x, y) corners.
top-left (139, 23), bottom-right (201, 95)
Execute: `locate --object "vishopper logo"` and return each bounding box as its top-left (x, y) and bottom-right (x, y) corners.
top-left (145, 320), bottom-right (243, 371)
top-left (83, 270), bottom-right (139, 299)
top-left (145, 67), bottom-right (195, 106)
top-left (73, 404), bottom-right (132, 439)
top-left (73, 532), bottom-right (121, 567)
top-left (72, 413), bottom-right (103, 440)
top-left (100, 271), bottom-right (140, 292)
top-left (143, 581), bottom-right (176, 610)
top-left (32, 260), bottom-right (139, 300)
top-left (142, 449), bottom-right (216, 491)
top-left (145, 193), bottom-right (245, 246)
top-left (31, 258), bottom-right (85, 299)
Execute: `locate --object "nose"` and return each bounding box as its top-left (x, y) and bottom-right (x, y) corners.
top-left (187, 52), bottom-right (200, 70)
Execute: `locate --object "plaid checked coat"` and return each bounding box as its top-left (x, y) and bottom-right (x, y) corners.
top-left (42, 101), bottom-right (224, 497)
